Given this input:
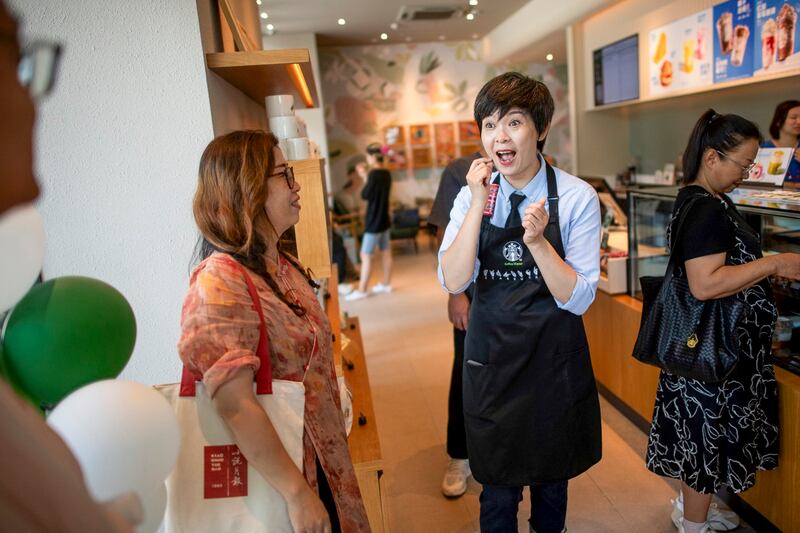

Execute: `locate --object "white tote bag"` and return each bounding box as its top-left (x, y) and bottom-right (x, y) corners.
top-left (156, 260), bottom-right (306, 533)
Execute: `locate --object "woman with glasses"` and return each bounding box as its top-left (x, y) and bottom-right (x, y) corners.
top-left (646, 109), bottom-right (800, 533)
top-left (178, 130), bottom-right (369, 533)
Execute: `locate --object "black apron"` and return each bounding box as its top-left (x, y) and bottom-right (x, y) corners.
top-left (463, 164), bottom-right (602, 485)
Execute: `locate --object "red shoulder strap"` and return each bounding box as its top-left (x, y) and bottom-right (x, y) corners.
top-left (179, 256), bottom-right (273, 396)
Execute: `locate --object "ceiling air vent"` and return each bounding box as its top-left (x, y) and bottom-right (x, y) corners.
top-left (398, 5), bottom-right (461, 21)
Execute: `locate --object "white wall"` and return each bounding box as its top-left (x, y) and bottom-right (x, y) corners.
top-left (8, 0), bottom-right (215, 385)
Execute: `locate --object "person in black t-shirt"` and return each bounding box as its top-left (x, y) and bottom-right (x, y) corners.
top-left (646, 109), bottom-right (800, 533)
top-left (345, 143), bottom-right (393, 301)
top-left (428, 151), bottom-right (481, 497)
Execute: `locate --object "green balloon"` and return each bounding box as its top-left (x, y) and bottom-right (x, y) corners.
top-left (0, 342), bottom-right (44, 414)
top-left (3, 277), bottom-right (136, 406)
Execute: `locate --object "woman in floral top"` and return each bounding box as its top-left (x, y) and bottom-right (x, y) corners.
top-left (178, 130), bottom-right (369, 533)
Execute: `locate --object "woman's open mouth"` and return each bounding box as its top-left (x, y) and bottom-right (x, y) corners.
top-left (496, 149), bottom-right (516, 167)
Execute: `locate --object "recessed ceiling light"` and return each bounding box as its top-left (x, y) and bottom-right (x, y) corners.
top-left (438, 35), bottom-right (446, 41)
top-left (380, 33), bottom-right (388, 40)
top-left (466, 12), bottom-right (475, 20)
top-left (260, 12), bottom-right (268, 19)
top-left (338, 18), bottom-right (346, 25)
top-left (390, 22), bottom-right (399, 30)
top-left (266, 23), bottom-right (274, 31)
top-left (256, 0), bottom-right (262, 5)
top-left (546, 53), bottom-right (554, 61)
top-left (469, 0), bottom-right (478, 5)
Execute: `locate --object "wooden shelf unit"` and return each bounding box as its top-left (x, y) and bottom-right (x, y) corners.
top-left (342, 317), bottom-right (386, 533)
top-left (206, 48), bottom-right (319, 108)
top-left (588, 67), bottom-right (800, 112)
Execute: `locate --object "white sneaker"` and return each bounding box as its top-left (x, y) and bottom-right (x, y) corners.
top-left (344, 290), bottom-right (369, 301)
top-left (441, 458), bottom-right (470, 497)
top-left (671, 492), bottom-right (739, 531)
top-left (677, 521), bottom-right (716, 533)
top-left (371, 283), bottom-right (393, 294)
top-left (338, 283), bottom-right (354, 296)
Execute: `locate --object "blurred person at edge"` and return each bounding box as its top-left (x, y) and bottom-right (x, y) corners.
top-left (345, 144), bottom-right (393, 301)
top-left (645, 109), bottom-right (800, 533)
top-left (180, 130), bottom-right (370, 533)
top-left (762, 99), bottom-right (800, 184)
top-left (0, 2), bottom-right (142, 530)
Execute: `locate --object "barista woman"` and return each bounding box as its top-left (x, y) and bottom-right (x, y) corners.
top-left (439, 72), bottom-right (602, 533)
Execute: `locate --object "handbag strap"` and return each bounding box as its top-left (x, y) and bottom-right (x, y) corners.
top-left (662, 194), bottom-right (706, 288)
top-left (179, 256), bottom-right (273, 397)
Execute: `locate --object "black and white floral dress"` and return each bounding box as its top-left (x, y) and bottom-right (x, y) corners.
top-left (646, 186), bottom-right (780, 495)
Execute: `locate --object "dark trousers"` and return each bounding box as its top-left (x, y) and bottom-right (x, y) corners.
top-left (316, 460), bottom-right (342, 533)
top-left (447, 326), bottom-right (468, 459)
top-left (479, 481), bottom-right (568, 533)
top-left (331, 231), bottom-right (347, 283)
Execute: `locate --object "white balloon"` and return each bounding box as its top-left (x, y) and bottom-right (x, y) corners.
top-left (47, 380), bottom-right (180, 501)
top-left (136, 483), bottom-right (167, 533)
top-left (0, 203), bottom-right (46, 312)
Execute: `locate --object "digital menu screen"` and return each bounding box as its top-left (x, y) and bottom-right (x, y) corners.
top-left (594, 34), bottom-right (640, 106)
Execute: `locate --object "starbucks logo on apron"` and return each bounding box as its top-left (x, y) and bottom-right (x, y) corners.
top-left (502, 241), bottom-right (523, 262)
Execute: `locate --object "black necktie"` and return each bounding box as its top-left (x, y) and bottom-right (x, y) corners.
top-left (505, 193), bottom-right (525, 228)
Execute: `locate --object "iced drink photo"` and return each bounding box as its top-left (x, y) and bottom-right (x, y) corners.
top-left (717, 12), bottom-right (734, 54)
top-left (777, 3), bottom-right (797, 62)
top-left (762, 18), bottom-right (777, 69)
top-left (732, 25), bottom-right (750, 66)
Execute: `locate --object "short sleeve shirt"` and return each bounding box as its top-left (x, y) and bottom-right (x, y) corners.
top-left (670, 185), bottom-right (735, 263)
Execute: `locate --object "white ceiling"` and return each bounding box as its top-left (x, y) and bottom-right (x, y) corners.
top-left (259, 0), bottom-right (552, 50)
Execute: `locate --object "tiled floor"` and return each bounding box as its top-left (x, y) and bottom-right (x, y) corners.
top-left (342, 245), bottom-right (751, 533)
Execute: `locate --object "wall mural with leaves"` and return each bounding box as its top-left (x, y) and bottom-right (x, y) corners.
top-left (320, 40), bottom-right (571, 206)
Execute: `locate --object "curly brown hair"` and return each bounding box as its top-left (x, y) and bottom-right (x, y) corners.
top-left (193, 130), bottom-right (316, 316)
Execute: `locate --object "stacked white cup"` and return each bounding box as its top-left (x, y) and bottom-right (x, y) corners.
top-left (266, 94), bottom-right (313, 161)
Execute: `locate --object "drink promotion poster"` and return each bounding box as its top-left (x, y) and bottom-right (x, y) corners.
top-left (649, 9), bottom-right (713, 96)
top-left (713, 0), bottom-right (755, 82)
top-left (744, 147), bottom-right (795, 185)
top-left (754, 0), bottom-right (800, 74)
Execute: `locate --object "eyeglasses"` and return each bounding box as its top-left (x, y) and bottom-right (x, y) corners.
top-left (17, 41), bottom-right (62, 100)
top-left (715, 150), bottom-right (756, 176)
top-left (268, 165), bottom-right (295, 189)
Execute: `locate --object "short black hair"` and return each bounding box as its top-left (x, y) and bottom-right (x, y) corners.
top-left (474, 72), bottom-right (555, 152)
top-left (769, 100), bottom-right (800, 140)
top-left (682, 109), bottom-right (761, 183)
top-left (366, 142), bottom-right (384, 163)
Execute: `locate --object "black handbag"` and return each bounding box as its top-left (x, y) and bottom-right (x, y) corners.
top-left (632, 195), bottom-right (746, 382)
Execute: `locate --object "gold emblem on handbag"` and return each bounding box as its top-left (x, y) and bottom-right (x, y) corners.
top-left (687, 333), bottom-right (699, 349)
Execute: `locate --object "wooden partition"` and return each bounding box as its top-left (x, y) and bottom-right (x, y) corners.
top-left (290, 159), bottom-right (331, 278)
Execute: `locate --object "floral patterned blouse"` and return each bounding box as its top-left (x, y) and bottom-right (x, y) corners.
top-left (178, 252), bottom-right (369, 532)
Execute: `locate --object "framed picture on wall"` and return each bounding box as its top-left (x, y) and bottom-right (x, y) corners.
top-left (458, 120), bottom-right (480, 142)
top-left (387, 147), bottom-right (408, 171)
top-left (459, 142), bottom-right (482, 157)
top-left (384, 125), bottom-right (405, 146)
top-left (435, 123), bottom-right (456, 167)
top-left (412, 146), bottom-right (433, 168)
top-left (409, 124), bottom-right (431, 145)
